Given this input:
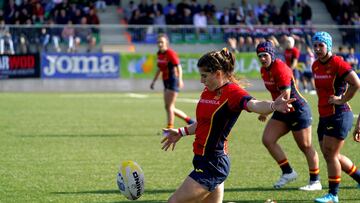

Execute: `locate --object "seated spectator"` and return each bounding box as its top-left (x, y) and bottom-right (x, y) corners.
top-left (176, 0), bottom-right (190, 19)
top-left (189, 0), bottom-right (201, 17)
top-left (346, 47), bottom-right (359, 70)
top-left (124, 0), bottom-right (138, 22)
top-left (165, 8), bottom-right (178, 25)
top-left (32, 2), bottom-right (45, 24)
top-left (193, 9), bottom-right (207, 34)
top-left (87, 8), bottom-right (100, 34)
top-left (203, 0), bottom-right (216, 16)
top-left (337, 45), bottom-right (347, 60)
top-left (75, 17), bottom-right (93, 44)
top-left (300, 0), bottom-right (312, 25)
top-left (163, 0), bottom-right (176, 15)
top-left (0, 31), bottom-right (15, 55)
top-left (95, 0), bottom-right (107, 12)
top-left (62, 20), bottom-right (76, 52)
top-left (128, 9), bottom-right (145, 42)
top-left (148, 0), bottom-right (163, 17)
top-left (17, 34), bottom-right (29, 54)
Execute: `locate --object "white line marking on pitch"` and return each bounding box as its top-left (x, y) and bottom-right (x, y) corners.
top-left (177, 98), bottom-right (199, 103)
top-left (125, 93), bottom-right (149, 98)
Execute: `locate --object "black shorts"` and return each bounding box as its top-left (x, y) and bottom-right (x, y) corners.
top-left (271, 104), bottom-right (312, 131)
top-left (163, 78), bottom-right (179, 92)
top-left (317, 111), bottom-right (353, 141)
top-left (189, 155), bottom-right (230, 192)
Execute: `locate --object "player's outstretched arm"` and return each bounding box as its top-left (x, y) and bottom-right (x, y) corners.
top-left (247, 92), bottom-right (296, 115)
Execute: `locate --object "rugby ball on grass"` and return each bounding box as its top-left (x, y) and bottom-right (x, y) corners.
top-left (116, 160), bottom-right (145, 200)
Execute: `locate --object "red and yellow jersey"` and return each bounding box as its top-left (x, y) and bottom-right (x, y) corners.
top-left (157, 48), bottom-right (180, 80)
top-left (194, 83), bottom-right (253, 157)
top-left (312, 55), bottom-right (352, 117)
top-left (260, 59), bottom-right (306, 109)
top-left (284, 47), bottom-right (300, 68)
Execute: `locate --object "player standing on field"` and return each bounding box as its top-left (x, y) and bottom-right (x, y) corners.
top-left (256, 41), bottom-right (321, 190)
top-left (150, 34), bottom-right (194, 129)
top-left (311, 31), bottom-right (360, 203)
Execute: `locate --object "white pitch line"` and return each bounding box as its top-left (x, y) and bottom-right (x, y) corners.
top-left (177, 98), bottom-right (199, 103)
top-left (125, 93), bottom-right (149, 98)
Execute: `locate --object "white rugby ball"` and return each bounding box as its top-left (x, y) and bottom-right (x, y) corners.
top-left (116, 160), bottom-right (145, 200)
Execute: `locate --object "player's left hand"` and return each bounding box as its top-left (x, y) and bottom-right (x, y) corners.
top-left (178, 80), bottom-right (184, 89)
top-left (328, 95), bottom-right (344, 105)
top-left (353, 128), bottom-right (360, 143)
top-left (258, 114), bottom-right (268, 122)
top-left (273, 92), bottom-right (296, 113)
top-left (161, 128), bottom-right (181, 151)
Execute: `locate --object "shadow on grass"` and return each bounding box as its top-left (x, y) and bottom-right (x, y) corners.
top-left (51, 186), bottom-right (360, 202)
top-left (51, 185), bottom-right (358, 195)
top-left (51, 187), bottom-right (288, 196)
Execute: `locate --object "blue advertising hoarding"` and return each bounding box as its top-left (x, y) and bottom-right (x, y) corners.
top-left (41, 53), bottom-right (120, 78)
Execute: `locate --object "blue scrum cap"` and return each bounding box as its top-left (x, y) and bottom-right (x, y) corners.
top-left (256, 41), bottom-right (275, 61)
top-left (312, 31), bottom-right (332, 52)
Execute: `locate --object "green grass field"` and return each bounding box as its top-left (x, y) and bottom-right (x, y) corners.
top-left (0, 91), bottom-right (359, 203)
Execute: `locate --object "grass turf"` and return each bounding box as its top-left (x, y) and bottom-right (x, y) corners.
top-left (0, 92), bottom-right (359, 203)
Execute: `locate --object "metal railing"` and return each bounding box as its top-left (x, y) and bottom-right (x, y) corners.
top-left (0, 24), bottom-right (359, 54)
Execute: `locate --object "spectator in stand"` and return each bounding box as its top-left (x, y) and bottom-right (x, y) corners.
top-left (189, 0), bottom-right (201, 17)
top-left (75, 17), bottom-right (93, 46)
top-left (180, 8), bottom-right (193, 27)
top-left (346, 47), bottom-right (359, 70)
top-left (0, 20), bottom-right (15, 54)
top-left (153, 10), bottom-right (166, 34)
top-left (300, 0), bottom-right (312, 25)
top-left (163, 0), bottom-right (176, 15)
top-left (3, 0), bottom-right (17, 24)
top-left (138, 0), bottom-right (149, 18)
top-left (87, 8), bottom-right (100, 34)
top-left (266, 0), bottom-right (277, 17)
top-left (254, 0), bottom-right (267, 23)
top-left (193, 9), bottom-right (207, 35)
top-left (61, 20), bottom-right (76, 52)
top-left (176, 0), bottom-right (190, 19)
top-left (337, 46), bottom-right (347, 60)
top-left (148, 0), bottom-right (163, 17)
top-left (56, 9), bottom-right (69, 25)
top-left (203, 0), bottom-right (216, 16)
top-left (237, 21), bottom-right (254, 52)
top-left (129, 9), bottom-right (145, 42)
top-left (269, 7), bottom-right (282, 25)
top-left (95, 0), bottom-right (107, 12)
top-left (33, 2), bottom-right (45, 24)
top-left (71, 8), bottom-right (84, 24)
top-left (17, 34), bottom-right (29, 54)
top-left (239, 0), bottom-right (252, 15)
top-left (39, 20), bottom-right (61, 52)
top-left (165, 8), bottom-right (178, 25)
top-left (124, 1), bottom-right (138, 22)
top-left (351, 12), bottom-right (360, 44)
top-left (219, 8), bottom-right (233, 25)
